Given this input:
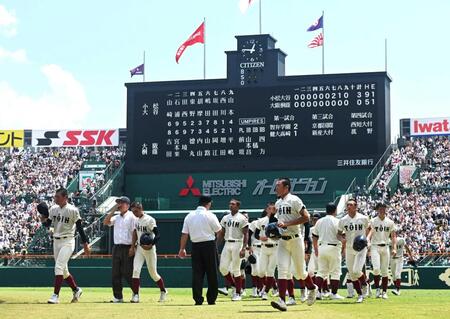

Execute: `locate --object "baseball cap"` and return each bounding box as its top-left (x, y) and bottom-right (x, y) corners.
top-left (115, 196), bottom-right (131, 205)
top-left (312, 212), bottom-right (321, 219)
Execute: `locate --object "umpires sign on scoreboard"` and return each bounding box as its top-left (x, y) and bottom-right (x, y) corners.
top-left (126, 34), bottom-right (391, 174)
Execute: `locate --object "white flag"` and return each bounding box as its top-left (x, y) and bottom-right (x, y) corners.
top-left (239, 0), bottom-right (254, 14)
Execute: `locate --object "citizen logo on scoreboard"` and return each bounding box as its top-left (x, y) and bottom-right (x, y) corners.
top-left (32, 129), bottom-right (119, 147)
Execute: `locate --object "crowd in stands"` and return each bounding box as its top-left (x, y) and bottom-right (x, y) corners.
top-left (358, 136), bottom-right (450, 259)
top-left (0, 147), bottom-right (125, 255)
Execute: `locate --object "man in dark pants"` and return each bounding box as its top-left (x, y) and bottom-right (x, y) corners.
top-left (178, 195), bottom-right (222, 305)
top-left (103, 196), bottom-right (137, 303)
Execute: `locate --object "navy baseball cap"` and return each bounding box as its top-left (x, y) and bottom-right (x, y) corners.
top-left (115, 196), bottom-right (131, 204)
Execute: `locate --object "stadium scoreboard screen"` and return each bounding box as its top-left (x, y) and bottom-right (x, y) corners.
top-left (126, 34), bottom-right (391, 174)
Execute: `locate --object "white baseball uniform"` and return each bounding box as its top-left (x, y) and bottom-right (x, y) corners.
top-left (370, 216), bottom-right (396, 277)
top-left (275, 193), bottom-right (308, 280)
top-left (338, 212), bottom-right (369, 281)
top-left (390, 237), bottom-right (406, 281)
top-left (132, 214), bottom-right (161, 282)
top-left (48, 203), bottom-right (80, 277)
top-left (249, 219), bottom-right (261, 277)
top-left (307, 226), bottom-right (318, 276)
top-left (255, 216), bottom-right (278, 277)
top-left (312, 215), bottom-right (342, 280)
top-left (219, 212), bottom-right (249, 277)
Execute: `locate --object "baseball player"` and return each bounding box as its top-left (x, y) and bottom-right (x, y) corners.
top-left (337, 198), bottom-right (370, 303)
top-left (312, 203), bottom-right (344, 300)
top-left (270, 178), bottom-right (317, 312)
top-left (390, 236), bottom-right (414, 295)
top-left (217, 199), bottom-right (249, 301)
top-left (253, 203), bottom-right (278, 300)
top-left (367, 202), bottom-right (396, 299)
top-left (38, 188), bottom-right (90, 304)
top-left (129, 202), bottom-right (167, 303)
top-left (248, 214), bottom-right (263, 297)
top-left (307, 214), bottom-right (320, 297)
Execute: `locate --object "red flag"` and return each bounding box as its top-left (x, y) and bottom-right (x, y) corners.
top-left (239, 0), bottom-right (254, 13)
top-left (175, 22), bottom-right (205, 64)
top-left (308, 32), bottom-right (323, 48)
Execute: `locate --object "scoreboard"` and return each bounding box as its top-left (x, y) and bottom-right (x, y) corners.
top-left (126, 35), bottom-right (391, 174)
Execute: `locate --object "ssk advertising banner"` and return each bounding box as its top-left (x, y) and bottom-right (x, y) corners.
top-left (410, 117), bottom-right (450, 137)
top-left (32, 129), bottom-right (119, 147)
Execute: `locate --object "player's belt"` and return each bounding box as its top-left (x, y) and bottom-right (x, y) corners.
top-left (377, 244), bottom-right (387, 247)
top-left (263, 244), bottom-right (277, 248)
top-left (253, 244), bottom-right (262, 248)
top-left (226, 240), bottom-right (242, 243)
top-left (281, 234), bottom-right (299, 240)
top-left (320, 243), bottom-right (338, 246)
top-left (53, 236), bottom-right (69, 240)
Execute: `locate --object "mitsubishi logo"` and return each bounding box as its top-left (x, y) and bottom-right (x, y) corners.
top-left (179, 176), bottom-right (201, 197)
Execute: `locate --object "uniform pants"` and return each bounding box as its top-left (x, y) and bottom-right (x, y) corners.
top-left (307, 251), bottom-right (318, 276)
top-left (259, 245), bottom-right (278, 277)
top-left (112, 244), bottom-right (134, 299)
top-left (219, 241), bottom-right (243, 277)
top-left (251, 246), bottom-right (261, 277)
top-left (277, 236), bottom-right (307, 280)
top-left (191, 240), bottom-right (219, 305)
top-left (317, 244), bottom-right (342, 280)
top-left (390, 257), bottom-right (403, 281)
top-left (345, 247), bottom-right (367, 281)
top-left (371, 245), bottom-right (390, 277)
top-left (53, 238), bottom-right (75, 277)
top-left (132, 245), bottom-right (161, 282)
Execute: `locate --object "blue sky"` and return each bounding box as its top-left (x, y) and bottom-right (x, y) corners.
top-left (0, 0), bottom-right (449, 138)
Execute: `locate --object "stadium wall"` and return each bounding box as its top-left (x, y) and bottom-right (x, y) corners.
top-left (1, 259), bottom-right (449, 289)
top-left (125, 169), bottom-right (371, 211)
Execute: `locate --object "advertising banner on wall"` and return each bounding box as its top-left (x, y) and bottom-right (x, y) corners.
top-left (0, 130), bottom-right (24, 148)
top-left (410, 117), bottom-right (450, 137)
top-left (32, 129), bottom-right (119, 147)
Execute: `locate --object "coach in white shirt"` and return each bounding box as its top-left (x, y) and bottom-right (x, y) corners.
top-left (178, 195), bottom-right (222, 305)
top-left (104, 196), bottom-right (137, 303)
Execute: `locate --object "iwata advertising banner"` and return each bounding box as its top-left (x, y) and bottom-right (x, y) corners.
top-left (32, 129), bottom-right (119, 147)
top-left (410, 117), bottom-right (450, 137)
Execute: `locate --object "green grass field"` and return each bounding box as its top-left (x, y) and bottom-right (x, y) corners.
top-left (0, 288), bottom-right (449, 319)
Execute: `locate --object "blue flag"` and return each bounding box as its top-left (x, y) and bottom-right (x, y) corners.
top-left (307, 15), bottom-right (323, 32)
top-left (130, 64), bottom-right (144, 77)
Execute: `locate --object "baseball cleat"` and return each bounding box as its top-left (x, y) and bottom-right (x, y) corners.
top-left (286, 296), bottom-right (296, 306)
top-left (330, 293), bottom-right (345, 300)
top-left (306, 285), bottom-right (318, 306)
top-left (356, 295), bottom-right (364, 303)
top-left (271, 298), bottom-right (287, 312)
top-left (47, 294), bottom-right (59, 304)
top-left (71, 287), bottom-right (82, 303)
top-left (300, 288), bottom-right (307, 303)
top-left (375, 288), bottom-right (381, 298)
top-left (218, 287), bottom-right (229, 296)
top-left (322, 291), bottom-right (330, 299)
top-left (391, 289), bottom-right (400, 296)
top-left (159, 290), bottom-right (168, 302)
top-left (381, 292), bottom-right (388, 300)
top-left (110, 297), bottom-right (124, 303)
top-left (361, 284), bottom-right (369, 298)
top-left (130, 293), bottom-right (139, 303)
top-left (316, 291), bottom-right (322, 300)
top-left (231, 293), bottom-right (242, 301)
top-left (271, 289), bottom-right (279, 297)
top-left (261, 291), bottom-right (268, 300)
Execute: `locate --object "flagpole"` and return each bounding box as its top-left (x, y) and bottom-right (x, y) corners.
top-left (385, 38), bottom-right (388, 72)
top-left (143, 50), bottom-right (146, 82)
top-left (203, 17), bottom-right (206, 79)
top-left (259, 0), bottom-right (262, 34)
top-left (322, 10), bottom-right (325, 74)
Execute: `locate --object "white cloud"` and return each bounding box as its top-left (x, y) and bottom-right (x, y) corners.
top-left (0, 5), bottom-right (17, 37)
top-left (0, 47), bottom-right (27, 63)
top-left (0, 64), bottom-right (91, 129)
